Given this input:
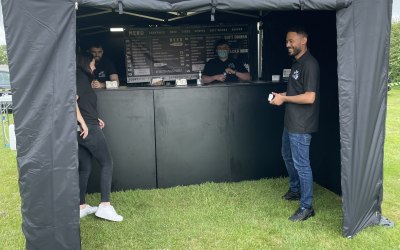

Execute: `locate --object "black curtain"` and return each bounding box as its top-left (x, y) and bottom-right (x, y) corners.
top-left (1, 0), bottom-right (80, 249)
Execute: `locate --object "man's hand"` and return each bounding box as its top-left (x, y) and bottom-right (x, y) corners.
top-left (269, 92), bottom-right (286, 106)
top-left (215, 73), bottom-right (227, 82)
top-left (225, 67), bottom-right (236, 75)
top-left (202, 73), bottom-right (226, 84)
top-left (91, 80), bottom-right (105, 89)
top-left (98, 118), bottom-right (105, 129)
top-left (270, 91), bottom-right (315, 105)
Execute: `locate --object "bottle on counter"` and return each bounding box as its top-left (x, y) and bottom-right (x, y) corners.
top-left (197, 70), bottom-right (202, 86)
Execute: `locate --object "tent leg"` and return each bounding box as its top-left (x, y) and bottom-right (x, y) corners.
top-left (379, 215), bottom-right (395, 228)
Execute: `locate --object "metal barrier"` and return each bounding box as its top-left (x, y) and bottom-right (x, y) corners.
top-left (0, 92), bottom-right (12, 148)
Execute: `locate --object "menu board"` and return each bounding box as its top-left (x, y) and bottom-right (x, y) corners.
top-left (125, 25), bottom-right (250, 83)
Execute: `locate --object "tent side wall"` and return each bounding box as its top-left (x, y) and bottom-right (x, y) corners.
top-left (337, 0), bottom-right (391, 237)
top-left (1, 0), bottom-right (81, 249)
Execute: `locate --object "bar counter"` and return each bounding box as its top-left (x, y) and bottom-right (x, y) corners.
top-left (88, 81), bottom-right (288, 192)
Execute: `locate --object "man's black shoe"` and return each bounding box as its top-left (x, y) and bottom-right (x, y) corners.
top-left (282, 190), bottom-right (301, 200)
top-left (289, 207), bottom-right (315, 222)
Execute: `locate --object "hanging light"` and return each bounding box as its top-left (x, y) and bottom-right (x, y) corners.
top-left (110, 27), bottom-right (124, 32)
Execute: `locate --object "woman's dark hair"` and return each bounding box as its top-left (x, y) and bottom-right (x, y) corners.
top-left (76, 52), bottom-right (94, 75)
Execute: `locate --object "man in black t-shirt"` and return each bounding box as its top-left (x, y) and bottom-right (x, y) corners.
top-left (89, 44), bottom-right (119, 89)
top-left (269, 26), bottom-right (319, 222)
top-left (202, 39), bottom-right (251, 84)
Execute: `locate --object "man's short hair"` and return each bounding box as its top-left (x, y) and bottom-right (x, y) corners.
top-left (89, 43), bottom-right (103, 50)
top-left (287, 26), bottom-right (308, 38)
top-left (215, 39), bottom-right (230, 49)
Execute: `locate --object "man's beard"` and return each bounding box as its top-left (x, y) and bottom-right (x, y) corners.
top-left (288, 46), bottom-right (301, 57)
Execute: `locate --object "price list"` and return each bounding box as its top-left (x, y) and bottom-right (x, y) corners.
top-left (125, 25), bottom-right (250, 83)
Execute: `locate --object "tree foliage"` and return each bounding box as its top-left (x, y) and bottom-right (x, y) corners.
top-left (390, 22), bottom-right (400, 83)
top-left (0, 45), bottom-right (8, 65)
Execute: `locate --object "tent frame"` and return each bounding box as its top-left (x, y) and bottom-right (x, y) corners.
top-left (0, 0), bottom-right (393, 248)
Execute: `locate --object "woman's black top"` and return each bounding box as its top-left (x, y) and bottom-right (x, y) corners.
top-left (76, 68), bottom-right (99, 125)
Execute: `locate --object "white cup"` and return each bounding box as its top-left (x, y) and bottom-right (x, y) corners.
top-left (272, 75), bottom-right (281, 82)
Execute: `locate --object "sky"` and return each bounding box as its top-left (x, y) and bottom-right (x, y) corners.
top-left (0, 4), bottom-right (5, 45)
top-left (393, 0), bottom-right (400, 20)
top-left (0, 1), bottom-right (399, 45)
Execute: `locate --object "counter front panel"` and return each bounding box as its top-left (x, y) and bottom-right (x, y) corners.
top-left (89, 82), bottom-right (287, 191)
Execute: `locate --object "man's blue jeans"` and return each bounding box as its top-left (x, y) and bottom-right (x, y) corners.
top-left (281, 128), bottom-right (313, 209)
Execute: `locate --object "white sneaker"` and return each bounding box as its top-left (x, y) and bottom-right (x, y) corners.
top-left (80, 205), bottom-right (98, 218)
top-left (95, 204), bottom-right (123, 222)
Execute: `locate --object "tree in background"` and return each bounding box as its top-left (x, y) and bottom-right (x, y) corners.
top-left (390, 21), bottom-right (400, 83)
top-left (0, 45), bottom-right (7, 65)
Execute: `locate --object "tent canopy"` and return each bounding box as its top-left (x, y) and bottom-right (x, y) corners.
top-left (78, 0), bottom-right (352, 12)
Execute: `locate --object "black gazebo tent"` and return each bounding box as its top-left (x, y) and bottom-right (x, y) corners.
top-left (1, 0), bottom-right (392, 249)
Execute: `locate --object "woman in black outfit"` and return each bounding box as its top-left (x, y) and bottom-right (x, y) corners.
top-left (76, 53), bottom-right (123, 222)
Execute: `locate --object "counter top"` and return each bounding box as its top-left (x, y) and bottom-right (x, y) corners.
top-left (96, 80), bottom-right (285, 91)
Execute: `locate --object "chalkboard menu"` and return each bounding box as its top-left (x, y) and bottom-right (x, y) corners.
top-left (125, 25), bottom-right (250, 83)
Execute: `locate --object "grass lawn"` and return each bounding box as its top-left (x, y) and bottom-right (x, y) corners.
top-left (0, 88), bottom-right (399, 249)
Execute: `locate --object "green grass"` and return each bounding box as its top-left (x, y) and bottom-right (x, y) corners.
top-left (0, 114), bottom-right (23, 249)
top-left (1, 88), bottom-right (400, 249)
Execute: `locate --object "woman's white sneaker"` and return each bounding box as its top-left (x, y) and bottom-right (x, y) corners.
top-left (80, 205), bottom-right (98, 218)
top-left (95, 204), bottom-right (123, 222)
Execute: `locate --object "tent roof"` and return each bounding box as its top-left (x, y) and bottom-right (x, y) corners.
top-left (78, 0), bottom-right (352, 12)
top-left (76, 0), bottom-right (352, 34)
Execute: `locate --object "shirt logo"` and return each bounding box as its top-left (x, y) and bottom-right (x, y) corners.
top-left (98, 71), bottom-right (106, 78)
top-left (292, 70), bottom-right (299, 80)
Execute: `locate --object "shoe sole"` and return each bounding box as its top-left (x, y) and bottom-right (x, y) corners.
top-left (289, 210), bottom-right (315, 222)
top-left (80, 208), bottom-right (97, 218)
top-left (282, 197), bottom-right (300, 201)
top-left (95, 212), bottom-right (123, 222)
top-left (301, 210), bottom-right (315, 221)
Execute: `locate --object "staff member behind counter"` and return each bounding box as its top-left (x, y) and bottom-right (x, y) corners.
top-left (89, 44), bottom-right (119, 89)
top-left (202, 39), bottom-right (251, 84)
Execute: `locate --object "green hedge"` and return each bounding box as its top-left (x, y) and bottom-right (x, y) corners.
top-left (0, 45), bottom-right (7, 65)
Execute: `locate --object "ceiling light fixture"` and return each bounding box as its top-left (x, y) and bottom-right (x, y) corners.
top-left (110, 27), bottom-right (124, 32)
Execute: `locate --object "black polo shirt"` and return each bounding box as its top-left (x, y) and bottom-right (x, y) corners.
top-left (76, 68), bottom-right (99, 125)
top-left (94, 58), bottom-right (118, 83)
top-left (202, 57), bottom-right (248, 83)
top-left (284, 50), bottom-right (320, 133)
